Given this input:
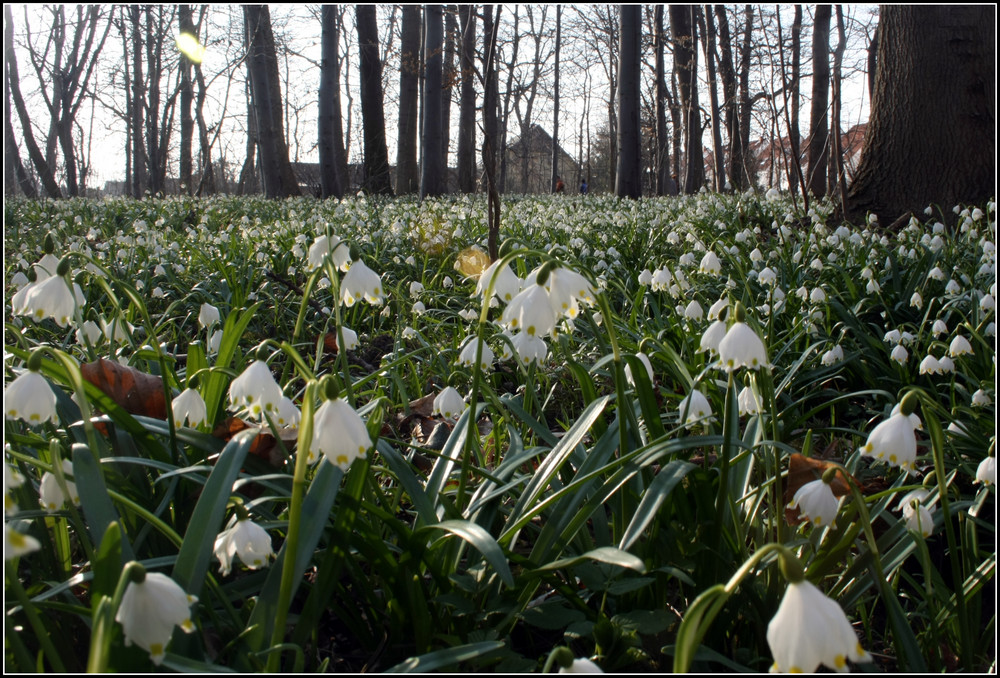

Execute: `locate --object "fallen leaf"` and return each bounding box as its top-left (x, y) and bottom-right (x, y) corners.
top-left (81, 357), bottom-right (167, 419)
top-left (211, 416), bottom-right (292, 469)
top-left (783, 453), bottom-right (857, 526)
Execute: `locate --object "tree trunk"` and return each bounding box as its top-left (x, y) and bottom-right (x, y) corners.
top-left (654, 6), bottom-right (673, 195)
top-left (807, 5), bottom-right (831, 198)
top-left (714, 5), bottom-right (740, 191)
top-left (550, 6), bottom-right (561, 193)
top-left (421, 5), bottom-right (446, 198)
top-left (456, 5), bottom-right (476, 193)
top-left (355, 5), bottom-right (393, 195)
top-left (615, 5), bottom-right (641, 199)
top-left (829, 5), bottom-right (847, 208)
top-left (700, 6), bottom-right (725, 191)
top-left (130, 7), bottom-right (147, 197)
top-left (671, 5), bottom-right (703, 194)
top-left (482, 5), bottom-right (501, 259)
top-left (442, 6), bottom-right (456, 179)
top-left (178, 5), bottom-right (194, 194)
top-left (394, 5), bottom-right (420, 194)
top-left (319, 5), bottom-right (346, 199)
top-left (244, 5), bottom-right (300, 199)
top-left (846, 5), bottom-right (995, 224)
top-left (789, 5), bottom-right (802, 193)
top-left (737, 5), bottom-right (754, 188)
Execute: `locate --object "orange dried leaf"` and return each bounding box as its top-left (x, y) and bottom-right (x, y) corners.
top-left (81, 357), bottom-right (167, 420)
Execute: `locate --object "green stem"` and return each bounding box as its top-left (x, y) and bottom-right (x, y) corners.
top-left (6, 560), bottom-right (67, 672)
top-left (87, 560), bottom-right (143, 672)
top-left (265, 381), bottom-right (317, 672)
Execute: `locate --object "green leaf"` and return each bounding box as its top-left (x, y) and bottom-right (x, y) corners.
top-left (72, 443), bottom-right (134, 563)
top-left (91, 521), bottom-right (123, 602)
top-left (619, 460), bottom-right (696, 550)
top-left (519, 602), bottom-right (587, 630)
top-left (419, 519), bottom-right (515, 588)
top-left (383, 640), bottom-right (506, 673)
top-left (532, 546), bottom-right (646, 575)
top-left (171, 429), bottom-right (255, 596)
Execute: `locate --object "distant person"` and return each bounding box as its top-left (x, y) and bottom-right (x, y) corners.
top-left (554, 176), bottom-right (565, 193)
top-left (580, 179), bottom-right (588, 195)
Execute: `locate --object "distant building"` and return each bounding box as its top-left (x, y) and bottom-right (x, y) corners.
top-left (504, 124), bottom-right (581, 194)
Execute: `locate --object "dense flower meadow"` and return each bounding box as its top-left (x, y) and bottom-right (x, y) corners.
top-left (3, 191), bottom-right (996, 672)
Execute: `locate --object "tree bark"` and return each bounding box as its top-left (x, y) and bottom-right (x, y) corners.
top-left (456, 5), bottom-right (476, 193)
top-left (671, 5), bottom-right (703, 193)
top-left (700, 6), bottom-right (725, 191)
top-left (356, 5), bottom-right (393, 195)
top-left (714, 5), bottom-right (741, 191)
top-left (482, 5), bottom-right (501, 259)
top-left (421, 5), bottom-right (446, 198)
top-left (789, 5), bottom-right (802, 193)
top-left (615, 5), bottom-right (641, 199)
top-left (654, 6), bottom-right (673, 195)
top-left (244, 5), bottom-right (300, 199)
top-left (807, 5), bottom-right (831, 198)
top-left (319, 5), bottom-right (346, 199)
top-left (395, 5), bottom-right (420, 194)
top-left (846, 5), bottom-right (995, 224)
top-left (442, 6), bottom-right (456, 178)
top-left (178, 5), bottom-right (195, 194)
top-left (550, 6), bottom-right (561, 193)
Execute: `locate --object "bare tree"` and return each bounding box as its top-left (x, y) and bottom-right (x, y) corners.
top-left (356, 5), bottom-right (393, 195)
top-left (421, 5), bottom-right (446, 197)
top-left (671, 5), bottom-right (703, 193)
top-left (395, 5), bottom-right (420, 195)
top-left (319, 5), bottom-right (347, 198)
top-left (550, 6), bottom-right (561, 193)
top-left (807, 5), bottom-right (831, 198)
top-left (456, 5), bottom-right (476, 193)
top-left (244, 5), bottom-right (300, 198)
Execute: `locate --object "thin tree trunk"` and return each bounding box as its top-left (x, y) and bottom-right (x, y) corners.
top-left (129, 6), bottom-right (147, 197)
top-left (319, 5), bottom-right (345, 198)
top-left (789, 5), bottom-right (802, 193)
top-left (550, 6), bottom-right (561, 193)
top-left (482, 4), bottom-right (501, 259)
top-left (456, 5), bottom-right (476, 193)
top-left (356, 5), bottom-right (393, 195)
top-left (829, 5), bottom-right (847, 209)
top-left (178, 5), bottom-right (194, 194)
top-left (700, 6), bottom-right (725, 191)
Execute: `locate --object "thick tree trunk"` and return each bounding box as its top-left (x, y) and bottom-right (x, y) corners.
top-left (244, 5), bottom-right (300, 199)
top-left (178, 5), bottom-right (194, 194)
top-left (737, 5), bottom-right (754, 188)
top-left (421, 5), bottom-right (446, 198)
top-left (550, 6), bottom-right (561, 193)
top-left (395, 5), bottom-right (420, 194)
top-left (615, 5), bottom-right (641, 199)
top-left (456, 5), bottom-right (476, 193)
top-left (442, 6), bottom-right (456, 178)
top-left (482, 5), bottom-right (501, 259)
top-left (319, 5), bottom-right (346, 199)
top-left (807, 5), bottom-right (830, 198)
top-left (129, 7), bottom-right (147, 197)
top-left (671, 5), bottom-right (703, 194)
top-left (356, 5), bottom-right (393, 195)
top-left (846, 5), bottom-right (995, 224)
top-left (714, 5), bottom-right (740, 191)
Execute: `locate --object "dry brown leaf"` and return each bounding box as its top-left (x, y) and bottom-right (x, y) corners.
top-left (81, 357), bottom-right (167, 420)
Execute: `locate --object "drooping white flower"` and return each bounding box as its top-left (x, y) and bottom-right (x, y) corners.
top-left (503, 284), bottom-right (558, 337)
top-left (930, 319), bottom-right (948, 337)
top-left (511, 331), bottom-right (548, 364)
top-left (788, 478), bottom-right (840, 527)
top-left (274, 396), bottom-right (301, 428)
top-left (198, 303), bottom-right (220, 329)
top-left (975, 456), bottom-right (995, 485)
top-left (820, 344), bottom-right (844, 366)
top-left (116, 570), bottom-right (198, 665)
top-left (767, 579), bottom-right (871, 673)
top-left (971, 389), bottom-right (992, 407)
top-left (698, 251), bottom-right (722, 274)
top-left (39, 459), bottom-right (79, 512)
top-left (457, 336), bottom-right (495, 371)
top-left (684, 300), bottom-right (704, 321)
top-left (546, 266), bottom-right (595, 319)
top-left (948, 335), bottom-right (973, 357)
top-left (678, 390), bottom-right (713, 427)
top-left (172, 388), bottom-right (208, 428)
top-left (214, 518), bottom-right (274, 576)
top-left (890, 344), bottom-right (909, 365)
top-left (5, 522), bottom-right (41, 560)
top-left (306, 233), bottom-right (351, 272)
top-left (18, 275), bottom-right (77, 327)
top-left (559, 658), bottom-right (604, 673)
top-left (340, 259), bottom-right (385, 306)
top-left (898, 489), bottom-right (934, 538)
top-left (918, 355), bottom-right (942, 375)
top-left (432, 386), bottom-right (466, 420)
top-left (476, 259), bottom-right (521, 303)
top-left (859, 410), bottom-right (918, 473)
top-left (718, 321), bottom-right (768, 372)
top-left (309, 397), bottom-right (372, 469)
top-left (4, 369), bottom-right (58, 426)
top-left (737, 385), bottom-right (760, 416)
top-left (624, 353), bottom-right (654, 388)
top-left (338, 326), bottom-right (360, 351)
top-left (758, 267), bottom-right (777, 286)
top-left (409, 281), bottom-right (425, 298)
top-left (228, 360), bottom-right (283, 421)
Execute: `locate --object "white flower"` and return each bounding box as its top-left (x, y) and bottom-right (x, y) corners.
top-left (910, 292), bottom-right (923, 309)
top-left (432, 386), bottom-right (466, 420)
top-left (339, 326), bottom-right (359, 351)
top-left (559, 658), bottom-right (604, 673)
top-left (788, 479), bottom-right (840, 527)
top-left (209, 329), bottom-right (223, 353)
top-left (5, 462), bottom-right (26, 516)
top-left (948, 335), bottom-right (973, 357)
top-left (511, 331), bottom-right (548, 364)
top-left (503, 284), bottom-right (558, 337)
top-left (214, 518), bottom-right (274, 576)
top-left (737, 385), bottom-right (759, 416)
top-left (39, 459), bottom-right (79, 512)
top-left (4, 369), bottom-right (58, 426)
top-left (758, 267), bottom-right (777, 286)
top-left (927, 266), bottom-right (946, 281)
top-left (409, 281), bottom-right (425, 298)
top-left (274, 396), bottom-right (301, 428)
top-left (458, 336), bottom-right (495, 371)
top-left (918, 355), bottom-right (942, 375)
top-left (821, 344), bottom-right (844, 366)
top-left (198, 303), bottom-right (220, 329)
top-left (341, 260), bottom-right (385, 306)
top-left (890, 344), bottom-right (909, 365)
top-left (937, 355), bottom-right (955, 373)
top-left (859, 410), bottom-right (918, 473)
top-left (809, 287), bottom-right (827, 304)
top-left (116, 570), bottom-right (198, 665)
top-left (442, 276), bottom-right (453, 288)
top-left (476, 259), bottom-right (521, 303)
top-left (767, 579), bottom-right (871, 673)
top-left (971, 389), bottom-right (992, 407)
top-left (402, 326), bottom-right (418, 340)
top-left (718, 322), bottom-right (768, 372)
top-left (678, 390), bottom-right (713, 426)
top-left (624, 353), bottom-right (654, 388)
top-left (228, 360), bottom-right (283, 420)
top-left (898, 489), bottom-right (934, 538)
top-left (930, 319), bottom-right (948, 337)
top-left (306, 233), bottom-right (350, 272)
top-left (5, 522), bottom-right (41, 560)
top-left (18, 275), bottom-right (77, 326)
top-left (546, 266), bottom-right (595, 319)
top-left (412, 301), bottom-right (426, 315)
top-left (309, 398), bottom-right (372, 469)
top-left (172, 388), bottom-right (208, 427)
top-left (975, 456), bottom-right (995, 485)
top-left (77, 319), bottom-right (102, 346)
top-left (698, 251), bottom-right (722, 274)
top-left (684, 300), bottom-right (704, 321)
top-left (637, 269), bottom-right (653, 286)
